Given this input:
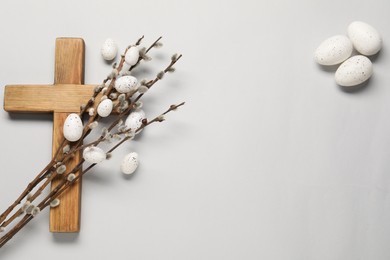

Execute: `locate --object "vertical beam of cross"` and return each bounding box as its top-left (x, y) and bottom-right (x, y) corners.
top-left (50, 38), bottom-right (84, 232)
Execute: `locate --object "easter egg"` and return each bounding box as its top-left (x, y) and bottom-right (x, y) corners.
top-left (314, 35), bottom-right (353, 65)
top-left (348, 21), bottom-right (382, 56)
top-left (335, 55), bottom-right (373, 86)
top-left (63, 113), bottom-right (83, 142)
top-left (125, 46), bottom-right (140, 66)
top-left (101, 38), bottom-right (118, 61)
top-left (120, 152), bottom-right (139, 174)
top-left (114, 76), bottom-right (138, 93)
top-left (83, 146), bottom-right (106, 164)
top-left (125, 109), bottom-right (146, 132)
top-left (97, 99), bottom-right (113, 118)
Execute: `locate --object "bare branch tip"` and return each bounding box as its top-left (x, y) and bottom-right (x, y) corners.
top-left (136, 35), bottom-right (145, 45)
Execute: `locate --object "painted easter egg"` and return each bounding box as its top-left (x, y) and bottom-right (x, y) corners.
top-left (114, 76), bottom-right (138, 93)
top-left (101, 38), bottom-right (118, 61)
top-left (63, 113), bottom-right (83, 142)
top-left (120, 152), bottom-right (139, 175)
top-left (348, 21), bottom-right (382, 56)
top-left (97, 99), bottom-right (113, 118)
top-left (314, 35), bottom-right (353, 65)
top-left (125, 46), bottom-right (140, 66)
top-left (335, 55), bottom-right (373, 86)
top-left (83, 146), bottom-right (106, 164)
top-left (125, 109), bottom-right (146, 132)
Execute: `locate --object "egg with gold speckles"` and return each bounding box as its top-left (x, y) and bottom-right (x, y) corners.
top-left (63, 113), bottom-right (83, 142)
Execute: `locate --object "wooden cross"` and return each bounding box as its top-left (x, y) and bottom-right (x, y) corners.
top-left (3, 38), bottom-right (96, 232)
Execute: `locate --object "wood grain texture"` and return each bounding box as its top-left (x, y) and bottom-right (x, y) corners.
top-left (50, 38), bottom-right (85, 232)
top-left (55, 38), bottom-right (85, 85)
top-left (4, 84), bottom-right (96, 113)
top-left (51, 112), bottom-right (82, 232)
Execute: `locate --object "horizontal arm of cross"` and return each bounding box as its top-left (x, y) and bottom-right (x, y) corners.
top-left (4, 84), bottom-right (97, 113)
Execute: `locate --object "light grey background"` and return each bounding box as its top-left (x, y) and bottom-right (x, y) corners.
top-left (0, 0), bottom-right (389, 259)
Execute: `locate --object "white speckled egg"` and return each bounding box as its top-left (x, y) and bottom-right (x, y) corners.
top-left (125, 46), bottom-right (140, 66)
top-left (101, 38), bottom-right (118, 61)
top-left (314, 35), bottom-right (353, 65)
top-left (63, 113), bottom-right (83, 142)
top-left (83, 147), bottom-right (106, 164)
top-left (114, 76), bottom-right (138, 93)
top-left (121, 152), bottom-right (139, 175)
top-left (348, 21), bottom-right (382, 56)
top-left (335, 55), bottom-right (373, 87)
top-left (125, 109), bottom-right (146, 132)
top-left (97, 99), bottom-right (113, 118)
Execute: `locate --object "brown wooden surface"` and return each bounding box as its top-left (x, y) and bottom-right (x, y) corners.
top-left (51, 113), bottom-right (82, 232)
top-left (4, 84), bottom-right (95, 113)
top-left (3, 38), bottom-right (94, 232)
top-left (50, 38), bottom-right (85, 233)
